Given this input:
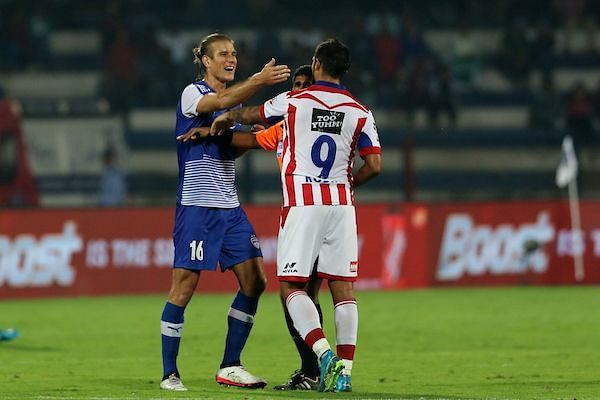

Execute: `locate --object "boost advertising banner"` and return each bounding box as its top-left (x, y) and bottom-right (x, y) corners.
top-left (2, 201), bottom-right (599, 298)
top-left (424, 201), bottom-right (600, 286)
top-left (0, 205), bottom-right (389, 298)
top-left (1, 208), bottom-right (178, 298)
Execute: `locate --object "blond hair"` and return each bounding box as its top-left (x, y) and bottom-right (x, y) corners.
top-left (192, 33), bottom-right (234, 79)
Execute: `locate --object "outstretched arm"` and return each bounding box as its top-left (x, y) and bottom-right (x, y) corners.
top-left (210, 105), bottom-right (263, 135)
top-left (231, 133), bottom-right (261, 149)
top-left (353, 153), bottom-right (382, 187)
top-left (176, 126), bottom-right (261, 149)
top-left (196, 59), bottom-right (290, 114)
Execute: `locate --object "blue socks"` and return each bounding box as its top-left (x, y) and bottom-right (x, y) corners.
top-left (161, 293), bottom-right (258, 374)
top-left (161, 302), bottom-right (185, 378)
top-left (220, 291), bottom-right (258, 368)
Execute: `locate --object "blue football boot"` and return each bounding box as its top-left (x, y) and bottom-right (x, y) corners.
top-left (335, 374), bottom-right (352, 392)
top-left (0, 328), bottom-right (19, 341)
top-left (318, 350), bottom-right (344, 392)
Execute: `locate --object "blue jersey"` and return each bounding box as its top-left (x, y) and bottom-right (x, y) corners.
top-left (175, 80), bottom-right (242, 208)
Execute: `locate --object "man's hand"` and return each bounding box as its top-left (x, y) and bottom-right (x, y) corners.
top-left (210, 113), bottom-right (235, 136)
top-left (252, 58), bottom-right (291, 86)
top-left (176, 127), bottom-right (211, 142)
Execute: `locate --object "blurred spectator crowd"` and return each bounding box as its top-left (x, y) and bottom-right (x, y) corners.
top-left (1, 0), bottom-right (600, 139)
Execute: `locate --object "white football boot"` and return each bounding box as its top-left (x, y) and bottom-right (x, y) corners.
top-left (159, 373), bottom-right (188, 391)
top-left (215, 365), bottom-right (267, 388)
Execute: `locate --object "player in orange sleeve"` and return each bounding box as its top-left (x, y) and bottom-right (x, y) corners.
top-left (254, 65), bottom-right (312, 160)
top-left (222, 65), bottom-right (312, 171)
top-left (254, 120), bottom-right (282, 151)
top-left (178, 66), bottom-right (323, 390)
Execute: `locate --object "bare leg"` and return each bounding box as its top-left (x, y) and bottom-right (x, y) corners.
top-left (167, 268), bottom-right (200, 307)
top-left (232, 257), bottom-right (267, 298)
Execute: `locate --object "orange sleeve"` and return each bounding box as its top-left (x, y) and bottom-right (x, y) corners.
top-left (255, 120), bottom-right (284, 151)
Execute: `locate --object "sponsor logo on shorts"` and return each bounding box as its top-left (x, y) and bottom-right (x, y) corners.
top-left (283, 262), bottom-right (298, 273)
top-left (349, 261), bottom-right (358, 273)
top-left (250, 234), bottom-right (260, 249)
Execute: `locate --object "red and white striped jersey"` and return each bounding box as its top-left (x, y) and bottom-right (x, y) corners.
top-left (260, 81), bottom-right (381, 207)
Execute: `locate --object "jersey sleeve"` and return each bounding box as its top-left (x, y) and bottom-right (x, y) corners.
top-left (180, 84), bottom-right (213, 118)
top-left (255, 120), bottom-right (284, 151)
top-left (260, 91), bottom-right (290, 123)
top-left (358, 111), bottom-right (382, 158)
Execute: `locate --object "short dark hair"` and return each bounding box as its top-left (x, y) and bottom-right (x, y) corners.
top-left (292, 65), bottom-right (313, 81)
top-left (192, 33), bottom-right (234, 78)
top-left (313, 38), bottom-right (350, 79)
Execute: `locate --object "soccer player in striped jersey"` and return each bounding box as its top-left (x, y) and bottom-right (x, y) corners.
top-left (159, 32), bottom-right (290, 392)
top-left (210, 38), bottom-right (382, 392)
top-left (179, 65), bottom-right (323, 390)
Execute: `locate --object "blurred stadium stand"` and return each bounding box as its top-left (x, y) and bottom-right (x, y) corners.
top-left (1, 0), bottom-right (599, 207)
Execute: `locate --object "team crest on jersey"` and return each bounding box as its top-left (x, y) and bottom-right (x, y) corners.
top-left (196, 84), bottom-right (211, 94)
top-left (250, 234), bottom-right (260, 249)
top-left (349, 261), bottom-right (358, 273)
top-left (311, 109), bottom-right (345, 135)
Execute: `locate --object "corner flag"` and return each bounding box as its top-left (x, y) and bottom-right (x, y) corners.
top-left (555, 135), bottom-right (578, 188)
top-left (555, 134), bottom-right (584, 282)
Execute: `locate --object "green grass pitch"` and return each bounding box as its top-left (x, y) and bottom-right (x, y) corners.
top-left (1, 287), bottom-right (599, 399)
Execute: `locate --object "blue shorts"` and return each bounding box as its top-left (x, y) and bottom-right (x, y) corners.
top-left (173, 205), bottom-right (262, 271)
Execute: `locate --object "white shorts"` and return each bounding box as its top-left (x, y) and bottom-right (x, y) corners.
top-left (277, 205), bottom-right (358, 282)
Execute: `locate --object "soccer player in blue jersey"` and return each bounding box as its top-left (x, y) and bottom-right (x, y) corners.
top-left (177, 66), bottom-right (323, 391)
top-left (159, 32), bottom-right (290, 392)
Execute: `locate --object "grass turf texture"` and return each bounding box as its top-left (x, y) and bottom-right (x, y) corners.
top-left (0, 287), bottom-right (599, 400)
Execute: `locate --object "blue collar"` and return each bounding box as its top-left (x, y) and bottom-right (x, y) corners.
top-left (314, 80), bottom-right (346, 90)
